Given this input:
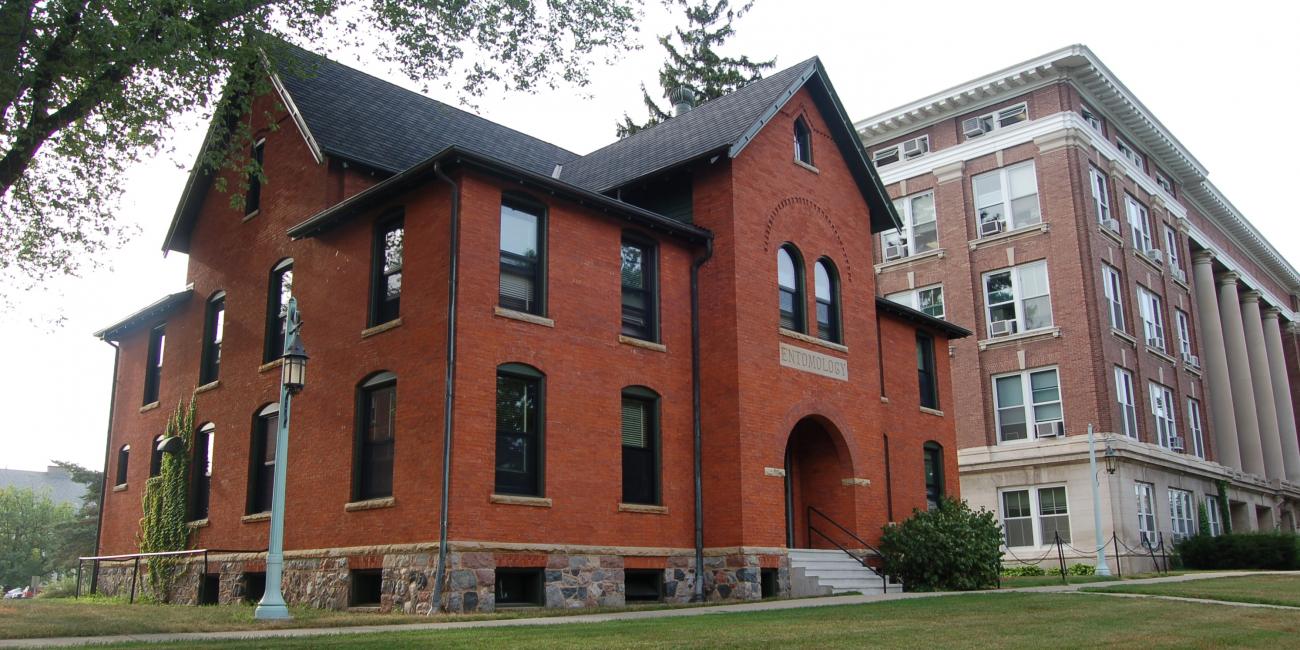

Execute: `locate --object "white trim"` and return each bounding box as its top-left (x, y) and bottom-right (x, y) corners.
top-left (1115, 366), bottom-right (1138, 439)
top-left (992, 366), bottom-right (1063, 445)
top-left (884, 283), bottom-right (945, 320)
top-left (998, 483), bottom-right (1071, 549)
top-left (882, 190), bottom-right (938, 261)
top-left (982, 259), bottom-right (1053, 336)
top-left (265, 64), bottom-right (325, 166)
top-left (1149, 381), bottom-right (1178, 450)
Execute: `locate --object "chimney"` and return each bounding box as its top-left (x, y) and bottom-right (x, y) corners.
top-left (669, 86), bottom-right (697, 117)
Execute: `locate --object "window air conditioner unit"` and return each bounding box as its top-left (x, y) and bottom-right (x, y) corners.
top-left (980, 218), bottom-right (1004, 237)
top-left (990, 319), bottom-right (1018, 337)
top-left (902, 138), bottom-right (927, 158)
top-left (1035, 420), bottom-right (1065, 439)
top-left (884, 242), bottom-right (908, 261)
top-left (1103, 218), bottom-right (1120, 233)
top-left (1171, 268), bottom-right (1187, 284)
top-left (1169, 436), bottom-right (1186, 452)
top-left (1147, 249), bottom-right (1164, 264)
top-left (1146, 336), bottom-right (1163, 350)
top-left (1183, 353), bottom-right (1201, 368)
top-left (962, 117), bottom-right (987, 138)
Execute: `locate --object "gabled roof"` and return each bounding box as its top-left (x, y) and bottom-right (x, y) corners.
top-left (875, 297), bottom-right (971, 339)
top-left (94, 288), bottom-right (193, 341)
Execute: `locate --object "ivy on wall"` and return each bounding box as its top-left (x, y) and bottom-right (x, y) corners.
top-left (138, 396), bottom-right (196, 602)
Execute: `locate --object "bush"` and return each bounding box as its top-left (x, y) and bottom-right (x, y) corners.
top-left (1067, 563), bottom-right (1096, 576)
top-left (879, 497), bottom-right (1003, 591)
top-left (1176, 532), bottom-right (1300, 570)
top-left (36, 574), bottom-right (79, 598)
top-left (1001, 565), bottom-right (1045, 577)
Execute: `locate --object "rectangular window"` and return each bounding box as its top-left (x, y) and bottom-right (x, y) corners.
top-left (1116, 137), bottom-right (1144, 170)
top-left (1164, 226), bottom-right (1181, 273)
top-left (1089, 165), bottom-right (1112, 227)
top-left (191, 426), bottom-right (214, 521)
top-left (1002, 489), bottom-right (1034, 547)
top-left (1175, 309), bottom-right (1193, 360)
top-left (249, 410), bottom-right (278, 514)
top-left (496, 368), bottom-right (542, 496)
top-left (1102, 264), bottom-right (1125, 332)
top-left (1155, 171), bottom-right (1174, 196)
top-left (621, 239), bottom-right (657, 341)
top-left (370, 217), bottom-right (403, 326)
top-left (143, 324), bottom-right (165, 405)
top-left (917, 331), bottom-right (938, 410)
top-left (494, 568), bottom-right (543, 606)
top-left (973, 162), bottom-right (1040, 234)
top-left (1169, 489), bottom-right (1194, 542)
top-left (621, 394), bottom-right (659, 505)
top-left (885, 285), bottom-right (944, 320)
top-left (993, 368), bottom-right (1062, 443)
top-left (1000, 486), bottom-right (1069, 547)
top-left (1149, 382), bottom-right (1178, 449)
top-left (245, 140), bottom-right (264, 216)
top-left (1081, 105), bottom-right (1102, 133)
top-left (873, 135), bottom-right (929, 167)
top-left (984, 260), bottom-right (1052, 335)
top-left (1125, 195), bottom-right (1154, 254)
top-left (1115, 367), bottom-right (1138, 439)
top-left (1206, 497), bottom-right (1223, 537)
top-left (1187, 398), bottom-right (1206, 459)
top-left (499, 198), bottom-right (545, 315)
top-left (963, 102), bottom-right (1029, 140)
top-left (200, 295), bottom-right (224, 385)
top-left (883, 192), bottom-right (937, 260)
top-left (264, 261), bottom-right (293, 362)
top-left (357, 379), bottom-right (396, 500)
top-left (1138, 286), bottom-right (1166, 352)
top-left (1136, 482), bottom-right (1157, 544)
top-left (924, 444), bottom-right (944, 511)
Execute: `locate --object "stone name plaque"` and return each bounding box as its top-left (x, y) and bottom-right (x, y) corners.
top-left (779, 342), bottom-right (847, 381)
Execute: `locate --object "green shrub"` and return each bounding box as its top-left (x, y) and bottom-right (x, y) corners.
top-left (1176, 532), bottom-right (1300, 570)
top-left (879, 497), bottom-right (1003, 592)
top-left (1067, 563), bottom-right (1096, 576)
top-left (36, 574), bottom-right (80, 598)
top-left (1001, 565), bottom-right (1045, 577)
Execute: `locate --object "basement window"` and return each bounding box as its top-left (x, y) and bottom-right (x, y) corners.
top-left (199, 574), bottom-right (220, 605)
top-left (624, 570), bottom-right (664, 603)
top-left (495, 568), bottom-right (544, 606)
top-left (350, 569), bottom-right (383, 606)
top-left (760, 568), bottom-right (779, 599)
top-left (242, 572), bottom-right (266, 603)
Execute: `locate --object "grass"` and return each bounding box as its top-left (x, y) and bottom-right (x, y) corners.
top-left (997, 574), bottom-right (1119, 588)
top-left (82, 592), bottom-right (1300, 649)
top-left (1085, 574), bottom-right (1300, 608)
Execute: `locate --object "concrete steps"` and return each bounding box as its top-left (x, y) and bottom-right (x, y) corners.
top-left (788, 548), bottom-right (902, 596)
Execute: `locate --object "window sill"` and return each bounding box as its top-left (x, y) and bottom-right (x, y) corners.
top-left (1111, 328), bottom-right (1137, 346)
top-left (139, 401), bottom-right (160, 413)
top-left (875, 247), bottom-right (945, 273)
top-left (1098, 223), bottom-right (1123, 246)
top-left (977, 326), bottom-right (1060, 351)
top-left (241, 512), bottom-right (271, 523)
top-left (779, 328), bottom-right (848, 353)
top-left (1135, 249), bottom-right (1165, 274)
top-left (1182, 362), bottom-right (1202, 377)
top-left (494, 306), bottom-right (554, 328)
top-left (1171, 273), bottom-right (1190, 291)
top-left (841, 478), bottom-right (871, 487)
top-left (345, 496), bottom-right (396, 512)
top-left (258, 358), bottom-right (284, 374)
top-left (194, 380), bottom-right (220, 395)
top-left (919, 406), bottom-right (944, 417)
top-left (490, 494), bottom-right (552, 508)
top-left (362, 318), bottom-right (403, 339)
top-left (794, 159), bottom-right (820, 174)
top-left (1146, 346), bottom-right (1177, 364)
top-left (112, 484), bottom-right (128, 493)
top-left (619, 335), bottom-right (666, 353)
top-left (242, 209), bottom-right (260, 222)
top-left (618, 503), bottom-right (668, 515)
top-left (969, 222), bottom-right (1048, 250)
top-left (187, 519), bottom-right (210, 529)
top-left (879, 396), bottom-right (890, 403)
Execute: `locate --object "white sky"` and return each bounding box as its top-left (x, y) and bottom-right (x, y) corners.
top-left (3, 0), bottom-right (1298, 472)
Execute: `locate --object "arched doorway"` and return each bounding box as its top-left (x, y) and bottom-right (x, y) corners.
top-left (783, 416), bottom-right (855, 548)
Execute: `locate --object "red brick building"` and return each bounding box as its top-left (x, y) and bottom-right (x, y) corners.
top-left (93, 45), bottom-right (967, 612)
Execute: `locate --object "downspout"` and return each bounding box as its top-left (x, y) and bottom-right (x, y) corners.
top-left (92, 340), bottom-right (121, 592)
top-left (690, 238), bottom-right (713, 601)
top-left (430, 162), bottom-right (461, 614)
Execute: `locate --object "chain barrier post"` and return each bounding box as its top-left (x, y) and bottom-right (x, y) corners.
top-left (1113, 532), bottom-right (1122, 579)
top-left (1055, 531), bottom-right (1068, 584)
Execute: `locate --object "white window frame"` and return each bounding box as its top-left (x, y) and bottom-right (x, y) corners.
top-left (1138, 286), bottom-right (1166, 352)
top-left (883, 191), bottom-right (938, 260)
top-left (885, 284), bottom-right (945, 320)
top-left (1116, 136), bottom-right (1144, 170)
top-left (1163, 225), bottom-right (1181, 272)
top-left (1081, 105), bottom-right (1102, 133)
top-left (1206, 496), bottom-right (1223, 537)
top-left (1187, 397), bottom-right (1205, 459)
top-left (983, 260), bottom-right (1053, 335)
top-left (1175, 309), bottom-right (1193, 360)
top-left (1136, 482), bottom-right (1157, 544)
top-left (1169, 489), bottom-right (1194, 542)
top-left (1155, 170), bottom-right (1174, 196)
top-left (964, 102), bottom-right (1029, 139)
top-left (1089, 165), bottom-right (1112, 227)
top-left (1102, 264), bottom-right (1125, 332)
top-left (1115, 366), bottom-right (1138, 439)
top-left (992, 367), bottom-right (1063, 444)
top-left (1149, 382), bottom-right (1178, 449)
top-left (973, 161), bottom-right (1041, 233)
top-left (1000, 485), bottom-right (1071, 548)
top-left (873, 135), bottom-right (930, 167)
top-left (1125, 194), bottom-right (1154, 254)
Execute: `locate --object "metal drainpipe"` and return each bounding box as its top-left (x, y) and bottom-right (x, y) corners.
top-left (92, 340), bottom-right (121, 593)
top-left (430, 161), bottom-right (461, 614)
top-left (690, 238), bottom-right (713, 601)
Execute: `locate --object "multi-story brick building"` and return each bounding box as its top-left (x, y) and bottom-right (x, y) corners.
top-left (858, 45), bottom-right (1300, 570)
top-left (91, 45), bottom-right (967, 612)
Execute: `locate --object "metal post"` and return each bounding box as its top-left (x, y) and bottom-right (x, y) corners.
top-left (75, 560), bottom-right (82, 599)
top-left (91, 559), bottom-right (99, 595)
top-left (1055, 531), bottom-right (1067, 584)
top-left (129, 557), bottom-right (139, 604)
top-left (255, 298), bottom-right (302, 621)
top-left (1113, 532), bottom-right (1122, 579)
top-left (1087, 425), bottom-right (1112, 576)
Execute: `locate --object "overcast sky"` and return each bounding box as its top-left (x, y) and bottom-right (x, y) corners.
top-left (3, 0), bottom-right (1297, 473)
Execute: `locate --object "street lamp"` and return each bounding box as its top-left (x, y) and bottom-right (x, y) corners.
top-left (256, 297), bottom-right (307, 621)
top-left (1103, 439), bottom-right (1119, 475)
top-left (1087, 424), bottom-right (1112, 576)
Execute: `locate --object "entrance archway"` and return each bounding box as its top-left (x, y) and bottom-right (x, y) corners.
top-left (783, 416), bottom-right (855, 548)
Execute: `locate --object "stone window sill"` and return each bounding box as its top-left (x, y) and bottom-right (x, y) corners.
top-left (1098, 223), bottom-right (1123, 246)
top-left (920, 406), bottom-right (944, 417)
top-left (879, 396), bottom-right (890, 403)
top-left (194, 380), bottom-right (220, 395)
top-left (1146, 346), bottom-right (1177, 364)
top-left (1135, 250), bottom-right (1165, 274)
top-left (241, 512), bottom-right (271, 523)
top-left (494, 306), bottom-right (555, 328)
top-left (187, 519), bottom-right (210, 529)
top-left (1111, 328), bottom-right (1137, 346)
top-left (977, 326), bottom-right (1060, 351)
top-left (875, 248), bottom-right (945, 273)
top-left (242, 209), bottom-right (260, 222)
top-left (490, 494), bottom-right (552, 508)
top-left (841, 478), bottom-right (871, 487)
top-left (258, 358), bottom-right (284, 374)
top-left (112, 484), bottom-right (128, 493)
top-left (618, 503), bottom-right (668, 515)
top-left (763, 467), bottom-right (787, 478)
top-left (139, 401), bottom-right (160, 413)
top-left (345, 497), bottom-right (396, 512)
top-left (794, 159), bottom-right (820, 174)
top-left (969, 222), bottom-right (1049, 250)
top-left (362, 319), bottom-right (403, 339)
top-left (619, 335), bottom-right (666, 353)
top-left (1182, 362), bottom-right (1202, 377)
top-left (779, 328), bottom-right (848, 353)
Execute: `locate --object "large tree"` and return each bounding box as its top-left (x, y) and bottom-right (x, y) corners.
top-left (0, 486), bottom-right (75, 587)
top-left (50, 461), bottom-right (101, 571)
top-left (616, 0), bottom-right (773, 138)
top-left (0, 0), bottom-right (642, 302)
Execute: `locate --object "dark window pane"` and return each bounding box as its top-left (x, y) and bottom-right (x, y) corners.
top-left (621, 396), bottom-right (657, 505)
top-left (917, 332), bottom-right (938, 409)
top-left (150, 436), bottom-right (163, 477)
top-left (359, 383), bottom-right (396, 499)
top-left (372, 221), bottom-right (403, 325)
top-left (201, 297), bottom-right (224, 384)
top-left (495, 371), bottom-right (540, 495)
top-left (245, 142), bottom-right (263, 215)
top-left (143, 326), bottom-right (165, 404)
top-left (266, 263), bottom-right (293, 361)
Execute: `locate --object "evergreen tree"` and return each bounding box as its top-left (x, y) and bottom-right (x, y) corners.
top-left (617, 0), bottom-right (775, 137)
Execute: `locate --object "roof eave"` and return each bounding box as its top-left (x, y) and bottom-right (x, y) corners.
top-left (875, 297), bottom-right (972, 338)
top-left (94, 288), bottom-right (194, 341)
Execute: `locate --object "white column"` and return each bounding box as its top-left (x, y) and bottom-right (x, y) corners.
top-left (1240, 291), bottom-right (1286, 480)
top-left (1218, 273), bottom-right (1267, 477)
top-left (1191, 252), bottom-right (1241, 470)
top-left (1262, 309), bottom-right (1300, 481)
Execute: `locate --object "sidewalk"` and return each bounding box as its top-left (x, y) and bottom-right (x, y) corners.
top-left (0, 571), bottom-right (1287, 648)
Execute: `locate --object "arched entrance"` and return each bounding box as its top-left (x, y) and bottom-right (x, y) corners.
top-left (783, 416), bottom-right (856, 548)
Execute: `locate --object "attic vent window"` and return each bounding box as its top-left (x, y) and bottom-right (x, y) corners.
top-left (794, 117), bottom-right (813, 166)
top-left (961, 102), bottom-right (1028, 139)
top-left (873, 135), bottom-right (929, 167)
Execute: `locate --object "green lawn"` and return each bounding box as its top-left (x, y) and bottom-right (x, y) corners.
top-left (87, 592), bottom-right (1300, 649)
top-left (1086, 574), bottom-right (1300, 608)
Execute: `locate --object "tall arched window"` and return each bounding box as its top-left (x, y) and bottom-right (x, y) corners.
top-left (192, 423), bottom-right (215, 521)
top-left (248, 403), bottom-right (279, 514)
top-left (116, 445), bottom-right (130, 487)
top-left (496, 363), bottom-right (544, 496)
top-left (264, 259), bottom-right (293, 362)
top-left (814, 259), bottom-right (840, 343)
top-left (924, 442), bottom-right (944, 511)
top-left (200, 291), bottom-right (225, 384)
top-left (794, 117), bottom-right (813, 165)
top-left (355, 372), bottom-right (397, 501)
top-left (370, 213), bottom-right (404, 326)
top-left (621, 386), bottom-right (660, 506)
top-left (777, 245), bottom-right (805, 332)
top-left (149, 434), bottom-right (165, 477)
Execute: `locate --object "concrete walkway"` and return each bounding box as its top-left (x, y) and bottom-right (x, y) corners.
top-left (3, 571), bottom-right (1294, 648)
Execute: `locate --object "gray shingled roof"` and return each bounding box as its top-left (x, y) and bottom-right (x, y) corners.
top-left (274, 44), bottom-right (578, 176)
top-left (0, 467), bottom-right (85, 507)
top-left (557, 59), bottom-right (818, 192)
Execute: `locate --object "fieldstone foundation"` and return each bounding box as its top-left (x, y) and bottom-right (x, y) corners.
top-left (382, 552), bottom-right (435, 614)
top-left (544, 554), bottom-right (625, 608)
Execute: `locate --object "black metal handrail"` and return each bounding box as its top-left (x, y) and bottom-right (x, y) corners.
top-left (806, 505), bottom-right (888, 593)
top-left (77, 548), bottom-right (261, 604)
